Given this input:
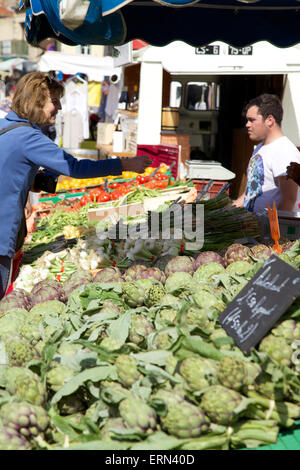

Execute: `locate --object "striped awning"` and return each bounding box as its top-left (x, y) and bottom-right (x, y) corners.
top-left (19, 0), bottom-right (300, 48)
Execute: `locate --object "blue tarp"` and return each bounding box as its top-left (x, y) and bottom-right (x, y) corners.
top-left (19, 0), bottom-right (300, 48)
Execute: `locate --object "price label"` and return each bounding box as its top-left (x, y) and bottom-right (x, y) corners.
top-left (195, 46), bottom-right (220, 55)
top-left (228, 46), bottom-right (253, 55)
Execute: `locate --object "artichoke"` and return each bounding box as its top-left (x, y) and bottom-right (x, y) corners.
top-left (184, 305), bottom-right (213, 330)
top-left (26, 300), bottom-right (67, 324)
top-left (100, 336), bottom-right (123, 351)
top-left (63, 270), bottom-right (94, 297)
top-left (250, 244), bottom-right (273, 261)
top-left (46, 364), bottom-right (75, 392)
top-left (210, 328), bottom-right (234, 351)
top-left (119, 397), bottom-right (157, 434)
top-left (193, 262), bottom-right (225, 283)
top-left (4, 335), bottom-right (40, 366)
top-left (165, 256), bottom-right (195, 277)
top-left (123, 264), bottom-right (151, 282)
top-left (165, 272), bottom-right (195, 296)
top-left (159, 293), bottom-right (181, 307)
top-left (99, 299), bottom-right (122, 316)
top-left (100, 417), bottom-right (128, 441)
top-left (0, 308), bottom-right (27, 339)
top-left (129, 314), bottom-right (154, 345)
top-left (192, 290), bottom-right (225, 312)
top-left (200, 385), bottom-right (244, 425)
top-left (258, 334), bottom-right (293, 366)
top-left (140, 267), bottom-right (166, 284)
top-left (157, 307), bottom-right (178, 326)
top-left (145, 283), bottom-right (166, 307)
top-left (100, 381), bottom-right (132, 405)
top-left (30, 279), bottom-right (66, 307)
top-left (122, 282), bottom-right (146, 308)
top-left (115, 354), bottom-right (142, 387)
top-left (194, 251), bottom-right (225, 269)
top-left (223, 243), bottom-right (252, 267)
top-left (161, 401), bottom-right (210, 438)
top-left (271, 319), bottom-right (300, 342)
top-left (150, 388), bottom-right (185, 410)
top-left (5, 367), bottom-right (46, 406)
top-left (93, 266), bottom-right (124, 283)
top-left (0, 426), bottom-right (31, 450)
top-left (217, 356), bottom-right (247, 391)
top-left (179, 356), bottom-right (218, 391)
top-left (0, 289), bottom-right (32, 315)
top-left (225, 261), bottom-right (253, 276)
top-left (0, 401), bottom-right (50, 442)
top-left (254, 373), bottom-right (285, 401)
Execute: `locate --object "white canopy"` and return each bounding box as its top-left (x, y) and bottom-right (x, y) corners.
top-left (0, 58), bottom-right (27, 72)
top-left (38, 51), bottom-right (119, 82)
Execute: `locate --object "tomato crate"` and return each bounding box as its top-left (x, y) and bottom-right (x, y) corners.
top-left (192, 179), bottom-right (230, 199)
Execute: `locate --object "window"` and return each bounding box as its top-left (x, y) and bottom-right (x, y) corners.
top-left (80, 45), bottom-right (91, 55)
top-left (169, 81), bottom-right (182, 108)
top-left (186, 81), bottom-right (220, 111)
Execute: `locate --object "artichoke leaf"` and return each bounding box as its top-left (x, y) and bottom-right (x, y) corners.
top-left (51, 365), bottom-right (117, 405)
top-left (106, 311), bottom-right (132, 344)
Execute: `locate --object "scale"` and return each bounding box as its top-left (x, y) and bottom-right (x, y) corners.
top-left (185, 160), bottom-right (236, 181)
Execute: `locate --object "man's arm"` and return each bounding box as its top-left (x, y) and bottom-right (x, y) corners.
top-left (232, 189), bottom-right (246, 208)
top-left (277, 176), bottom-right (299, 211)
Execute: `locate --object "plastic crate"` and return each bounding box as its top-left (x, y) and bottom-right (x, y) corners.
top-left (192, 179), bottom-right (229, 199)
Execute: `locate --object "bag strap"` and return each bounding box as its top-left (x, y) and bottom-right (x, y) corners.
top-left (0, 122), bottom-right (33, 135)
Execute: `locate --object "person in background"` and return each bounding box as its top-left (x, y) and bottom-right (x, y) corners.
top-left (99, 76), bottom-right (110, 122)
top-left (233, 93), bottom-right (300, 213)
top-left (286, 161), bottom-right (300, 187)
top-left (0, 71), bottom-right (152, 300)
top-left (0, 81), bottom-right (16, 115)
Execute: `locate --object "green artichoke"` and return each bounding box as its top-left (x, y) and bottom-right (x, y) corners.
top-left (271, 319), bottom-right (300, 342)
top-left (193, 262), bottom-right (225, 283)
top-left (115, 354), bottom-right (142, 387)
top-left (129, 314), bottom-right (154, 345)
top-left (46, 364), bottom-right (75, 392)
top-left (184, 305), bottom-right (213, 330)
top-left (119, 397), bottom-right (157, 434)
top-left (0, 401), bottom-right (50, 442)
top-left (150, 388), bottom-right (185, 410)
top-left (225, 260), bottom-right (253, 276)
top-left (100, 417), bottom-right (128, 441)
top-left (192, 290), bottom-right (225, 312)
top-left (5, 367), bottom-right (46, 406)
top-left (161, 401), bottom-right (210, 438)
top-left (217, 356), bottom-right (247, 391)
top-left (100, 381), bottom-right (132, 405)
top-left (100, 336), bottom-right (123, 351)
top-left (258, 334), bottom-right (293, 366)
top-left (4, 335), bottom-right (40, 366)
top-left (254, 373), bottom-right (285, 401)
top-left (179, 356), bottom-right (218, 391)
top-left (145, 283), bottom-right (166, 307)
top-left (210, 327), bottom-right (234, 351)
top-left (200, 385), bottom-right (243, 425)
top-left (157, 307), bottom-right (178, 326)
top-left (0, 426), bottom-right (31, 450)
top-left (122, 282), bottom-right (146, 308)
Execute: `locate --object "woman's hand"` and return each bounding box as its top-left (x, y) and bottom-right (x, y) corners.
top-left (286, 162), bottom-right (300, 186)
top-left (121, 155), bottom-right (152, 174)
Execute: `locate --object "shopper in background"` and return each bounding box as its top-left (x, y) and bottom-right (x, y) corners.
top-left (0, 81), bottom-right (16, 116)
top-left (0, 71), bottom-right (152, 299)
top-left (233, 93), bottom-right (300, 213)
top-left (287, 161), bottom-right (300, 187)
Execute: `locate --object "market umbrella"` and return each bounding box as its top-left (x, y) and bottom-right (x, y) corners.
top-left (20, 0), bottom-right (300, 48)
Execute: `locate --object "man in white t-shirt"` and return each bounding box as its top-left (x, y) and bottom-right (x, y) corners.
top-left (233, 94), bottom-right (300, 213)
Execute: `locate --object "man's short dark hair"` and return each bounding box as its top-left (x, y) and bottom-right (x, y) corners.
top-left (244, 93), bottom-right (283, 125)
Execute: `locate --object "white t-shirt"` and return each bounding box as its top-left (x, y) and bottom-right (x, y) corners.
top-left (244, 136), bottom-right (300, 213)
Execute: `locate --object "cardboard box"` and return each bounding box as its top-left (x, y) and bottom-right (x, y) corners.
top-left (257, 211), bottom-right (300, 242)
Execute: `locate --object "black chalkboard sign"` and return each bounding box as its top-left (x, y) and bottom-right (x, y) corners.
top-left (218, 255), bottom-right (300, 354)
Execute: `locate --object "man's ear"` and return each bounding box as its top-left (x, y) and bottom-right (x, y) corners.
top-left (265, 114), bottom-right (275, 127)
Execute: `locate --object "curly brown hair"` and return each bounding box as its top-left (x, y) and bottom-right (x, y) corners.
top-left (11, 72), bottom-right (64, 126)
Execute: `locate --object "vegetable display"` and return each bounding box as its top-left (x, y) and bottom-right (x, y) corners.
top-left (0, 237), bottom-right (299, 450)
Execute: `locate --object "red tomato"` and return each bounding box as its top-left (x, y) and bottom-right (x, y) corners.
top-left (89, 188), bottom-right (104, 202)
top-left (109, 182), bottom-right (119, 189)
top-left (97, 192), bottom-right (111, 203)
top-left (111, 191), bottom-right (121, 200)
top-left (80, 194), bottom-right (90, 206)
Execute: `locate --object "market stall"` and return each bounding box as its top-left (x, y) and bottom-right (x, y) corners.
top-left (0, 0), bottom-right (299, 452)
